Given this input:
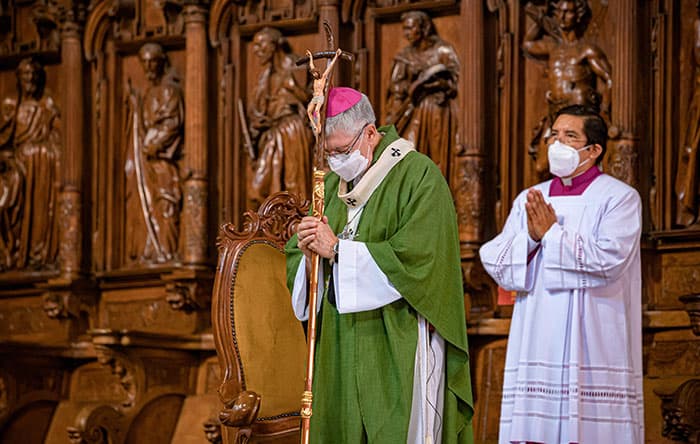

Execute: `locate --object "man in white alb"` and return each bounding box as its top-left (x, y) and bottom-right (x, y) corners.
top-left (479, 105), bottom-right (643, 444)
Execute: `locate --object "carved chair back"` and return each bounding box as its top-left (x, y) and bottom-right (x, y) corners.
top-left (212, 192), bottom-right (308, 444)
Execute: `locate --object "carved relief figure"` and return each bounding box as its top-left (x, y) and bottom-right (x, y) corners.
top-left (676, 5), bottom-right (700, 228)
top-left (0, 57), bottom-right (60, 270)
top-left (385, 10), bottom-right (460, 176)
top-left (523, 0), bottom-right (613, 179)
top-left (247, 27), bottom-right (313, 208)
top-left (125, 43), bottom-right (183, 264)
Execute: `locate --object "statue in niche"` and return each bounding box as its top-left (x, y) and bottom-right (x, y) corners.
top-left (676, 4), bottom-right (700, 228)
top-left (246, 27), bottom-right (313, 208)
top-left (385, 10), bottom-right (460, 176)
top-left (0, 57), bottom-right (60, 271)
top-left (124, 43), bottom-right (183, 265)
top-left (523, 0), bottom-right (613, 179)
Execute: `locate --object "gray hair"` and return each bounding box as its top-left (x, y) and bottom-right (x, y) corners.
top-left (325, 93), bottom-right (376, 136)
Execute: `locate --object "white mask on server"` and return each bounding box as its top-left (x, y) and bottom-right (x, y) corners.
top-left (547, 140), bottom-right (591, 178)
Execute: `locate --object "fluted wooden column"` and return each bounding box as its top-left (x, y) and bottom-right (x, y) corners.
top-left (182, 4), bottom-right (209, 265)
top-left (59, 16), bottom-right (84, 275)
top-left (609, 0), bottom-right (639, 187)
top-left (453, 0), bottom-right (486, 246)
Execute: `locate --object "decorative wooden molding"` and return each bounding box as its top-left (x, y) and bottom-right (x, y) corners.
top-left (31, 1), bottom-right (61, 52)
top-left (94, 346), bottom-right (138, 410)
top-left (157, 0), bottom-right (185, 35)
top-left (41, 292), bottom-right (80, 320)
top-left (680, 293), bottom-right (700, 337)
top-left (83, 0), bottom-right (136, 61)
top-left (655, 379), bottom-right (700, 443)
top-left (217, 192), bottom-right (309, 252)
top-left (182, 5), bottom-right (210, 265)
top-left (66, 404), bottom-right (125, 444)
top-left (237, 0), bottom-right (317, 27)
top-left (162, 268), bottom-right (214, 313)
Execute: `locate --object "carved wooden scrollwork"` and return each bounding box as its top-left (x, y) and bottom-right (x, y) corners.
top-left (94, 346), bottom-right (137, 409)
top-left (657, 379), bottom-right (700, 443)
top-left (162, 268), bottom-right (213, 313)
top-left (41, 291), bottom-right (80, 320)
top-left (218, 191), bottom-right (309, 252)
top-left (66, 404), bottom-right (125, 444)
top-left (218, 389), bottom-right (260, 428)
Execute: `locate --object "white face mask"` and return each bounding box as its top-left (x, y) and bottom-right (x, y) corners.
top-left (328, 149), bottom-right (370, 182)
top-left (548, 140), bottom-right (591, 178)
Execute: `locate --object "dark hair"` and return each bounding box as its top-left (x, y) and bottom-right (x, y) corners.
top-left (554, 104), bottom-right (608, 164)
top-left (547, 0), bottom-right (592, 38)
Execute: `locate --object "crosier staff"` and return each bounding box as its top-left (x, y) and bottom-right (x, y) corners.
top-left (295, 23), bottom-right (352, 444)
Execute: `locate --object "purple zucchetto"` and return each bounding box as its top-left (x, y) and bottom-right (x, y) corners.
top-left (326, 87), bottom-right (362, 117)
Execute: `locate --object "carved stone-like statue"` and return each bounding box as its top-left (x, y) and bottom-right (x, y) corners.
top-left (676, 7), bottom-right (700, 228)
top-left (0, 57), bottom-right (61, 271)
top-left (523, 0), bottom-right (613, 179)
top-left (125, 43), bottom-right (183, 264)
top-left (247, 27), bottom-right (313, 208)
top-left (385, 10), bottom-right (460, 176)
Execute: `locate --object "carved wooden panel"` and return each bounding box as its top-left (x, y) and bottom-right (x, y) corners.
top-left (0, 57), bottom-right (62, 273)
top-left (521, 0), bottom-right (614, 186)
top-left (647, 330), bottom-right (700, 377)
top-left (0, 0), bottom-right (64, 58)
top-left (236, 0), bottom-right (318, 26)
top-left (99, 287), bottom-right (203, 334)
top-left (70, 362), bottom-right (129, 404)
top-left (472, 338), bottom-right (508, 442)
top-left (658, 251), bottom-right (700, 309)
top-left (0, 294), bottom-right (76, 342)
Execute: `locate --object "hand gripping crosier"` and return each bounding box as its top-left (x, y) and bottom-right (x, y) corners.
top-left (294, 22), bottom-right (353, 444)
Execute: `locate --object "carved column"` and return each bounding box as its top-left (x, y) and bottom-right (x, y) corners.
top-left (182, 4), bottom-right (209, 265)
top-left (609, 0), bottom-right (639, 188)
top-left (454, 0), bottom-right (485, 246)
top-left (59, 9), bottom-right (85, 276)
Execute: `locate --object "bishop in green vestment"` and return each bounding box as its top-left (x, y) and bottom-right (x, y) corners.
top-left (286, 87), bottom-right (473, 443)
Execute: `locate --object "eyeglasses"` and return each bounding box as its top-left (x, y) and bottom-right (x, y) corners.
top-left (327, 122), bottom-right (370, 156)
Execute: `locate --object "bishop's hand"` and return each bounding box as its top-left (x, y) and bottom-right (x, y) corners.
top-left (296, 216), bottom-right (338, 260)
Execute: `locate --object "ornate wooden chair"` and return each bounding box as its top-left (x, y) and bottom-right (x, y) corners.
top-left (212, 192), bottom-right (309, 444)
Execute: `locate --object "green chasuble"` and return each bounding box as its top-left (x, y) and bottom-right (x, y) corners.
top-left (286, 125), bottom-right (473, 443)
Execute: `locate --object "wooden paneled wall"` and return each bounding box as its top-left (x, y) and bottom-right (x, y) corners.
top-left (0, 1), bottom-right (698, 442)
